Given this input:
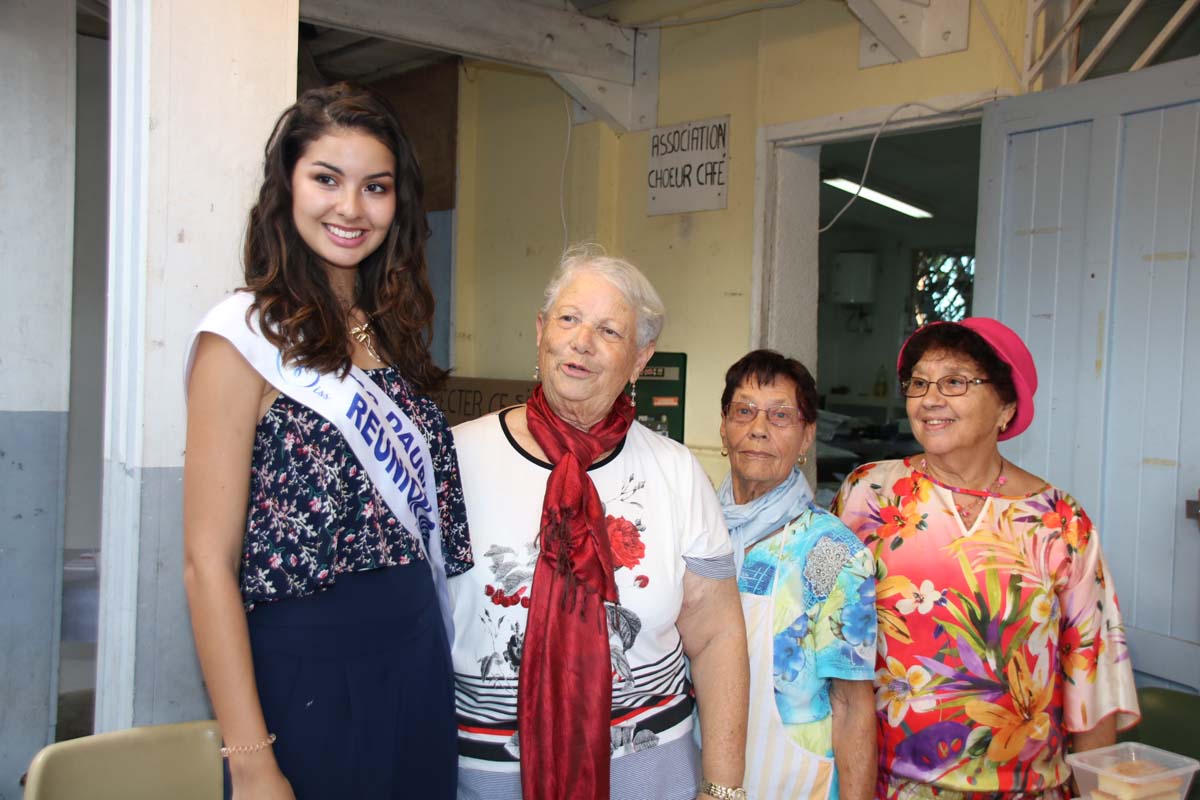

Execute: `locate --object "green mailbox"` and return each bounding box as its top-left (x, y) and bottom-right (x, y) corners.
top-left (631, 352), bottom-right (687, 443)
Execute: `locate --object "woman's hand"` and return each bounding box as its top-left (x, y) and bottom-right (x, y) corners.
top-left (230, 756), bottom-right (295, 800)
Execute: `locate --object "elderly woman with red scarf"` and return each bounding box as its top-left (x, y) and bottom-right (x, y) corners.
top-left (449, 246), bottom-right (750, 800)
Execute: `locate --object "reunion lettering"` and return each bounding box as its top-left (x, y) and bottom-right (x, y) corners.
top-left (345, 392), bottom-right (433, 517)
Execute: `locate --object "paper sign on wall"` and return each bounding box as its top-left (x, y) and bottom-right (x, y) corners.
top-left (646, 116), bottom-right (729, 216)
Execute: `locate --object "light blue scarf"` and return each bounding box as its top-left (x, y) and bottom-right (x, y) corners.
top-left (717, 466), bottom-right (814, 575)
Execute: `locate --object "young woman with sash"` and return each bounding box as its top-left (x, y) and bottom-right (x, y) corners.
top-left (183, 83), bottom-right (472, 800)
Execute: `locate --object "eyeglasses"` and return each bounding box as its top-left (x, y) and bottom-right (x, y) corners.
top-left (724, 401), bottom-right (806, 428)
top-left (900, 375), bottom-right (992, 398)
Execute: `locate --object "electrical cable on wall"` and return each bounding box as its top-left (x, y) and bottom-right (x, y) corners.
top-left (574, 0), bottom-right (1017, 239)
top-left (818, 93), bottom-right (1010, 234)
top-left (560, 95), bottom-right (572, 253)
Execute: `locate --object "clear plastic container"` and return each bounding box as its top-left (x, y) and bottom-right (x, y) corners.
top-left (1065, 742), bottom-right (1199, 800)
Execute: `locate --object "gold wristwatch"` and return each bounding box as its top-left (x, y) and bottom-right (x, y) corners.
top-left (699, 779), bottom-right (747, 800)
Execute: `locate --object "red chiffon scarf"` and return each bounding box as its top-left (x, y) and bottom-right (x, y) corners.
top-left (518, 386), bottom-right (634, 800)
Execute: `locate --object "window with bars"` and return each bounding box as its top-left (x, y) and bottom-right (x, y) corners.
top-left (913, 251), bottom-right (975, 327)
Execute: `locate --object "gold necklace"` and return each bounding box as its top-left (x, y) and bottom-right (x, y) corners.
top-left (348, 317), bottom-right (382, 363)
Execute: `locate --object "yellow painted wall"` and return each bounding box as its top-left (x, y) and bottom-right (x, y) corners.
top-left (454, 0), bottom-right (1027, 482)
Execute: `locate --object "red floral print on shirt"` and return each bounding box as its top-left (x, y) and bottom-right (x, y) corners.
top-left (834, 458), bottom-right (1138, 799)
top-left (607, 515), bottom-right (645, 570)
top-left (1041, 499), bottom-right (1093, 552)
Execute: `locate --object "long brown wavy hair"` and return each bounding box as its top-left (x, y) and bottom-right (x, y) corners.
top-left (243, 82), bottom-right (446, 391)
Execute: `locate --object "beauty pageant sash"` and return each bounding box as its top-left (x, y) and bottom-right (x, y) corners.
top-left (184, 291), bottom-right (453, 640)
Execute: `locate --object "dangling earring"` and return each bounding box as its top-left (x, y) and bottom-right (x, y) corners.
top-left (720, 447), bottom-right (728, 457)
top-left (630, 382), bottom-right (638, 404)
top-left (533, 363), bottom-right (540, 381)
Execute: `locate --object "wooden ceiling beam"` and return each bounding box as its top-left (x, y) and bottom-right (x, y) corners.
top-left (305, 29), bottom-right (373, 58)
top-left (300, 0), bottom-right (635, 86)
top-left (1132, 0), bottom-right (1200, 71)
top-left (847, 0), bottom-right (969, 67)
top-left (847, 0), bottom-right (921, 61)
top-left (1026, 0), bottom-right (1098, 85)
top-left (1069, 0), bottom-right (1148, 83)
top-left (550, 28), bottom-right (658, 132)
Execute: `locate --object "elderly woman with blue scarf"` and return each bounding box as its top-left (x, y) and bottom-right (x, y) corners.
top-left (716, 350), bottom-right (877, 800)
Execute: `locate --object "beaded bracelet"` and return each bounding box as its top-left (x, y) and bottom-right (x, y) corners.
top-left (219, 733), bottom-right (276, 758)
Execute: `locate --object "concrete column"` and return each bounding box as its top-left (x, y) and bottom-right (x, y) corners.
top-left (97, 0), bottom-right (298, 731)
top-left (0, 1), bottom-right (75, 790)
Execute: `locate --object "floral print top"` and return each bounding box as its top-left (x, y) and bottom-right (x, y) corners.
top-left (738, 506), bottom-right (876, 800)
top-left (833, 459), bottom-right (1139, 799)
top-left (448, 411), bottom-right (735, 800)
top-left (241, 367), bottom-right (472, 609)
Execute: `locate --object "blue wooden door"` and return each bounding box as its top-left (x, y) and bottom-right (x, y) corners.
top-left (975, 56), bottom-right (1200, 690)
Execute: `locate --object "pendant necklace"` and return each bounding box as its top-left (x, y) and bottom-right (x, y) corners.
top-left (348, 314), bottom-right (382, 363)
top-left (920, 457), bottom-right (1008, 523)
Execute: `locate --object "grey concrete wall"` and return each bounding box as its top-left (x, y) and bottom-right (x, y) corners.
top-left (1, 0), bottom-right (75, 793)
top-left (133, 468), bottom-right (211, 725)
top-left (0, 412), bottom-right (67, 798)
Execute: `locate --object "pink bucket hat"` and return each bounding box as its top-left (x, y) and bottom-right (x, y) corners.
top-left (897, 317), bottom-right (1038, 441)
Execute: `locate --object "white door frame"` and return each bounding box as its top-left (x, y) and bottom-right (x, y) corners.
top-left (97, 0), bottom-right (152, 733)
top-left (750, 89), bottom-right (1009, 364)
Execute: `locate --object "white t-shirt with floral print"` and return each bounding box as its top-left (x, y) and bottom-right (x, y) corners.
top-left (449, 409), bottom-right (735, 800)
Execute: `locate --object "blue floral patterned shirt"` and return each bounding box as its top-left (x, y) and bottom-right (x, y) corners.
top-left (738, 504), bottom-right (876, 799)
top-left (241, 367), bottom-right (472, 608)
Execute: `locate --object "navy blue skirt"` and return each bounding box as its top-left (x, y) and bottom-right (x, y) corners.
top-left (226, 563), bottom-right (456, 799)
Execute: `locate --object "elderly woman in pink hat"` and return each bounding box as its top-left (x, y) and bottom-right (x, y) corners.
top-left (834, 318), bottom-right (1140, 799)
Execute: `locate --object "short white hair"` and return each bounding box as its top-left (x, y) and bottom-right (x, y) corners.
top-left (540, 244), bottom-right (666, 348)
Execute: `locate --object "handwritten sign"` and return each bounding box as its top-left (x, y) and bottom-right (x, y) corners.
top-left (647, 116), bottom-right (729, 216)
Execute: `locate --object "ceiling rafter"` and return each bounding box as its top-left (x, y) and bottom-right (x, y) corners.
top-left (301, 0), bottom-right (633, 84)
top-left (314, 34), bottom-right (384, 63)
top-left (846, 0), bottom-right (969, 67)
top-left (299, 0), bottom-right (657, 131)
top-left (305, 28), bottom-right (372, 57)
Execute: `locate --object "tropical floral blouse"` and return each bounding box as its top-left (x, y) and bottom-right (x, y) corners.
top-left (833, 458), bottom-right (1139, 799)
top-left (241, 367), bottom-right (472, 609)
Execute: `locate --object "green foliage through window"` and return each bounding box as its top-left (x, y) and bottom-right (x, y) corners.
top-left (913, 251), bottom-right (974, 326)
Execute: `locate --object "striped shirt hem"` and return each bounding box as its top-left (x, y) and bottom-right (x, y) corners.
top-left (684, 553), bottom-right (736, 579)
top-left (457, 732), bottom-right (701, 800)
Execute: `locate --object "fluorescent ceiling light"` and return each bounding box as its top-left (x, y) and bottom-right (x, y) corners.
top-left (822, 177), bottom-right (933, 219)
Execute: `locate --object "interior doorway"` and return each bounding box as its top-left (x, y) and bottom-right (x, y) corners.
top-left (749, 94), bottom-right (993, 503)
top-left (56, 20), bottom-right (111, 743)
top-left (813, 124), bottom-right (981, 503)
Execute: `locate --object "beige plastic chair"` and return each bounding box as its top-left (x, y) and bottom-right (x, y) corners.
top-left (23, 719), bottom-right (223, 800)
